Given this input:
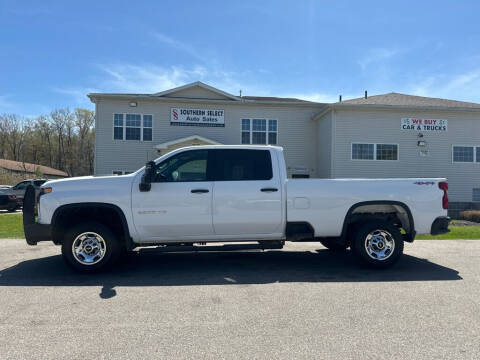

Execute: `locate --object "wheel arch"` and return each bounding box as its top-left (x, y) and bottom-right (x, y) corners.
top-left (341, 201), bottom-right (415, 243)
top-left (51, 203), bottom-right (133, 248)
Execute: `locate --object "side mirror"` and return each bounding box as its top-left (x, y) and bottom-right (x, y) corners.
top-left (139, 161), bottom-right (155, 192)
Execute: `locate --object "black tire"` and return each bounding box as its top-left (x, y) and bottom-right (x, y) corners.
top-left (61, 222), bottom-right (122, 273)
top-left (319, 238), bottom-right (348, 251)
top-left (7, 206), bottom-right (17, 213)
top-left (351, 220), bottom-right (404, 268)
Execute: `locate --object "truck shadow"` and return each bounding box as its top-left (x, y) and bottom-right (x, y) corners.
top-left (0, 249), bottom-right (462, 298)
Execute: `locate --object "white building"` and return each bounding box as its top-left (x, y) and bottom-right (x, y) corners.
top-left (88, 81), bottom-right (480, 217)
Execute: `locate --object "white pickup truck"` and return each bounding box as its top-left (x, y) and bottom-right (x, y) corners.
top-left (23, 145), bottom-right (450, 272)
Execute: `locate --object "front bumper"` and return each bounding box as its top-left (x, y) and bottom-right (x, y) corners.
top-left (430, 216), bottom-right (450, 236)
top-left (23, 186), bottom-right (52, 245)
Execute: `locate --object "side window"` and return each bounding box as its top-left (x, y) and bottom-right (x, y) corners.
top-left (213, 149), bottom-right (273, 181)
top-left (155, 150), bottom-right (208, 182)
top-left (15, 181), bottom-right (30, 190)
top-left (34, 180), bottom-right (46, 187)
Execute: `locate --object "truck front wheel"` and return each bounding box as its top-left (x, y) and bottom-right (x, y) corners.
top-left (351, 220), bottom-right (404, 268)
top-left (61, 222), bottom-right (121, 272)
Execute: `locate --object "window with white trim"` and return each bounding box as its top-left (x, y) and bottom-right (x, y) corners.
top-left (352, 143), bottom-right (374, 160)
top-left (113, 113), bottom-right (153, 141)
top-left (452, 146), bottom-right (474, 162)
top-left (352, 143), bottom-right (398, 160)
top-left (376, 144), bottom-right (398, 160)
top-left (112, 170), bottom-right (133, 175)
top-left (113, 114), bottom-right (124, 140)
top-left (473, 188), bottom-right (480, 202)
top-left (143, 115), bottom-right (152, 141)
top-left (241, 118), bottom-right (277, 145)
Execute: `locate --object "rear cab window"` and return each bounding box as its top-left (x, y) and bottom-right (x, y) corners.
top-left (212, 149), bottom-right (273, 181)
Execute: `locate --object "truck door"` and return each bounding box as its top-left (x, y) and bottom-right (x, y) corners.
top-left (211, 149), bottom-right (283, 236)
top-left (131, 149), bottom-right (214, 241)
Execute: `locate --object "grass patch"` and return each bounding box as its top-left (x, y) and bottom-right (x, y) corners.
top-left (416, 225), bottom-right (480, 240)
top-left (0, 213), bottom-right (479, 240)
top-left (0, 213), bottom-right (24, 238)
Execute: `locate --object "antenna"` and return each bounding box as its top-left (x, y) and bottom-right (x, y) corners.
top-left (365, 90), bottom-right (368, 99)
top-left (239, 89), bottom-right (242, 97)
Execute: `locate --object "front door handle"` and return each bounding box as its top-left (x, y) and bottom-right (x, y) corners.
top-left (261, 188), bottom-right (278, 193)
top-left (191, 189), bottom-right (209, 194)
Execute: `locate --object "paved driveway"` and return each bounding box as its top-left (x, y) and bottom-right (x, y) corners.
top-left (0, 239), bottom-right (478, 360)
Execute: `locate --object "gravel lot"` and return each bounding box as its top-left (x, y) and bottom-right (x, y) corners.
top-left (0, 239), bottom-right (479, 360)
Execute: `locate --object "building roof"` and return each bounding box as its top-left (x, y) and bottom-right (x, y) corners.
top-left (88, 81), bottom-right (319, 105)
top-left (153, 81), bottom-right (241, 101)
top-left (155, 135), bottom-right (222, 149)
top-left (337, 92), bottom-right (480, 109)
top-left (0, 159), bottom-right (68, 177)
top-left (242, 96), bottom-right (312, 103)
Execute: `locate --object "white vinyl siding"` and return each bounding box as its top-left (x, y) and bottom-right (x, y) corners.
top-left (96, 100), bottom-right (320, 178)
top-left (331, 108), bottom-right (480, 202)
top-left (113, 113), bottom-right (153, 141)
top-left (351, 143), bottom-right (398, 161)
top-left (241, 118), bottom-right (277, 145)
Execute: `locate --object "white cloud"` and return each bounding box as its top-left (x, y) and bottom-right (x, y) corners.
top-left (52, 87), bottom-right (100, 105)
top-left (407, 69), bottom-right (480, 102)
top-left (151, 32), bottom-right (206, 63)
top-left (93, 63), bottom-right (268, 97)
top-left (358, 47), bottom-right (400, 70)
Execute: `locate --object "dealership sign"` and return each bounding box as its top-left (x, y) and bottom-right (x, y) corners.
top-left (171, 108), bottom-right (225, 127)
top-left (401, 118), bottom-right (448, 132)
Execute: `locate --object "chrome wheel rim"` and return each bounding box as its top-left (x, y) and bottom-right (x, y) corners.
top-left (364, 229), bottom-right (395, 261)
top-left (72, 232), bottom-right (107, 265)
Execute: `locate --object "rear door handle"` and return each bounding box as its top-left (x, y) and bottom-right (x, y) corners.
top-left (261, 188), bottom-right (278, 193)
top-left (191, 189), bottom-right (209, 194)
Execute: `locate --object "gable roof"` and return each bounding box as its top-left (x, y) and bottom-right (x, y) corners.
top-left (242, 96), bottom-right (312, 103)
top-left (337, 92), bottom-right (480, 109)
top-left (153, 81), bottom-right (241, 101)
top-left (88, 81), bottom-right (321, 105)
top-left (0, 159), bottom-right (68, 177)
top-left (155, 135), bottom-right (222, 149)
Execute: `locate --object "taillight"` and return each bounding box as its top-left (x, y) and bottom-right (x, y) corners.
top-left (439, 181), bottom-right (448, 209)
top-left (7, 195), bottom-right (16, 200)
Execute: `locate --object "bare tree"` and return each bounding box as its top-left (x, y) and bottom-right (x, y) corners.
top-left (1, 108), bottom-right (95, 178)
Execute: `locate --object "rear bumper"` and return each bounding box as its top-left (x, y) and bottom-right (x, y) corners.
top-left (23, 186), bottom-right (52, 245)
top-left (430, 216), bottom-right (450, 236)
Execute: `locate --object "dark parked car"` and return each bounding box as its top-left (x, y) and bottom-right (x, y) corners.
top-left (0, 179), bottom-right (47, 209)
top-left (0, 193), bottom-right (18, 212)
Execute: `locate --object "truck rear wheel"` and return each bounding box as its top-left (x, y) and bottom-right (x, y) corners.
top-left (319, 239), bottom-right (348, 251)
top-left (61, 222), bottom-right (121, 273)
top-left (351, 220), bottom-right (403, 268)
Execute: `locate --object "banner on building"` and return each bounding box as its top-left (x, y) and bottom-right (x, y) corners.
top-left (171, 108), bottom-right (225, 127)
top-left (401, 118), bottom-right (448, 132)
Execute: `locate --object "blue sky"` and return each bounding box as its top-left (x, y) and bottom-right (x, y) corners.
top-left (1, 0), bottom-right (480, 116)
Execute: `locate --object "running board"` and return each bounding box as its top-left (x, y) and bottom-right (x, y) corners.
top-left (139, 242), bottom-right (284, 254)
